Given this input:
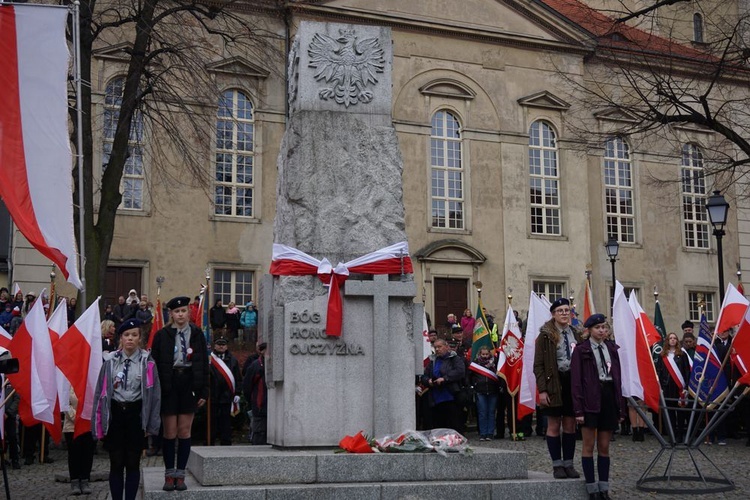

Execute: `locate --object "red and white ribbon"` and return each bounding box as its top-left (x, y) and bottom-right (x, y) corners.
top-left (270, 241), bottom-right (413, 336)
top-left (469, 362), bottom-right (499, 381)
top-left (210, 353), bottom-right (236, 394)
top-left (665, 352), bottom-right (686, 391)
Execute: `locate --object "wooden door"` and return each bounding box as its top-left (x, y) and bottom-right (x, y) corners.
top-left (434, 277), bottom-right (468, 336)
top-left (104, 266), bottom-right (143, 310)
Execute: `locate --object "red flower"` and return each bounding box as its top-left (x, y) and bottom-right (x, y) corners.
top-left (338, 431), bottom-right (374, 453)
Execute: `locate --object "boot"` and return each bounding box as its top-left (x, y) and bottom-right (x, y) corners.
top-left (637, 428), bottom-right (645, 442)
top-left (174, 477), bottom-right (187, 491)
top-left (70, 479), bottom-right (82, 496)
top-left (162, 475), bottom-right (175, 492)
top-left (80, 479), bottom-right (92, 495)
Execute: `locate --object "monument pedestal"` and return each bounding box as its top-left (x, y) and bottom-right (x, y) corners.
top-left (141, 446), bottom-right (587, 499)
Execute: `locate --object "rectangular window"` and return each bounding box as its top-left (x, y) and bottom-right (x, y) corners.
top-left (532, 281), bottom-right (566, 303)
top-left (529, 121), bottom-right (560, 235)
top-left (430, 111), bottom-right (464, 229)
top-left (688, 291), bottom-right (714, 322)
top-left (681, 144), bottom-right (709, 249)
top-left (215, 90), bottom-right (255, 218)
top-left (604, 138), bottom-right (635, 243)
top-left (213, 269), bottom-right (254, 307)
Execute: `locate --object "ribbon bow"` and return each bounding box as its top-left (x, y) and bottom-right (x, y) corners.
top-left (270, 241), bottom-right (413, 336)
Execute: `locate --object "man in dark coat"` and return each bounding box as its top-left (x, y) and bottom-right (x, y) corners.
top-left (209, 337), bottom-right (241, 445)
top-left (243, 343), bottom-right (267, 445)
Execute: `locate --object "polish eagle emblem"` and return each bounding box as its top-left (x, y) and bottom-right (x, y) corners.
top-left (501, 334), bottom-right (523, 365)
top-left (307, 28), bottom-right (385, 108)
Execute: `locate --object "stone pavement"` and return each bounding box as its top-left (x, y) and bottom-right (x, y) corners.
top-left (2, 433), bottom-right (749, 499)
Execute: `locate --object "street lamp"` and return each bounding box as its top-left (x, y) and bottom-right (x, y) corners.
top-left (706, 190), bottom-right (730, 303)
top-left (605, 237), bottom-right (620, 311)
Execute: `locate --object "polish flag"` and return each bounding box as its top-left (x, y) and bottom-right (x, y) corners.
top-left (48, 299), bottom-right (71, 412)
top-left (628, 292), bottom-right (662, 347)
top-left (0, 326), bottom-right (12, 350)
top-left (518, 292), bottom-right (551, 419)
top-left (0, 5), bottom-right (82, 288)
top-left (12, 283), bottom-right (21, 297)
top-left (714, 283), bottom-right (749, 335)
top-left (54, 298), bottom-right (102, 437)
top-left (497, 305), bottom-right (524, 397)
top-left (615, 283), bottom-right (660, 413)
top-left (731, 304), bottom-right (750, 386)
top-left (7, 292), bottom-right (61, 443)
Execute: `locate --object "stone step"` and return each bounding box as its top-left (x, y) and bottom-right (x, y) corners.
top-left (142, 467), bottom-right (587, 500)
top-left (186, 445), bottom-right (529, 486)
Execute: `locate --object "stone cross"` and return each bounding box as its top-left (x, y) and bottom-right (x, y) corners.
top-left (345, 274), bottom-right (415, 436)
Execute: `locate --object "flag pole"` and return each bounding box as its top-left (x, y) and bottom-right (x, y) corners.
top-left (684, 298), bottom-right (719, 445)
top-left (72, 0), bottom-right (87, 305)
top-left (506, 289), bottom-right (519, 441)
top-left (204, 271), bottom-right (212, 446)
top-left (690, 383), bottom-right (749, 446)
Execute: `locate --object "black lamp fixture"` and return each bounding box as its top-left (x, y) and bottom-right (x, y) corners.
top-left (706, 190), bottom-right (730, 303)
top-left (605, 237), bottom-right (619, 311)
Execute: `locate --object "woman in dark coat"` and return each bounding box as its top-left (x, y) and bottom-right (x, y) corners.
top-left (571, 314), bottom-right (625, 500)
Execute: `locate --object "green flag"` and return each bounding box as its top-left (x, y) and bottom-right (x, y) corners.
top-left (471, 300), bottom-right (493, 358)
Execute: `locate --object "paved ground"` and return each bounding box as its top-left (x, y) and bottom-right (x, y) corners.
top-left (2, 431), bottom-right (748, 499)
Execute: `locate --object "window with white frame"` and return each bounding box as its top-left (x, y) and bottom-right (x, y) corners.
top-left (532, 281), bottom-right (566, 303)
top-left (529, 121), bottom-right (560, 235)
top-left (608, 286), bottom-right (640, 308)
top-left (215, 89), bottom-right (254, 217)
top-left (430, 110), bottom-right (464, 229)
top-left (213, 269), bottom-right (254, 306)
top-left (681, 144), bottom-right (709, 249)
top-left (604, 137), bottom-right (635, 243)
top-left (103, 77), bottom-right (144, 210)
top-left (688, 291), bottom-right (714, 322)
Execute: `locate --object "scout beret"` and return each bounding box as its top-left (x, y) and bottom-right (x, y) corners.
top-left (166, 296), bottom-right (191, 310)
top-left (583, 313), bottom-right (607, 329)
top-left (117, 317), bottom-right (142, 335)
top-left (549, 297), bottom-right (570, 313)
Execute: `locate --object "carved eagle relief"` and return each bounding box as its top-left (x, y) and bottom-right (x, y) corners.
top-left (308, 28), bottom-right (385, 108)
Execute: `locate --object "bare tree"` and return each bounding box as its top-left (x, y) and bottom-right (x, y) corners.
top-left (553, 1), bottom-right (750, 193)
top-left (66, 0), bottom-right (285, 304)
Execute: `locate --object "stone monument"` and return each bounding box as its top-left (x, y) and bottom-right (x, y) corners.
top-left (265, 21), bottom-right (421, 447)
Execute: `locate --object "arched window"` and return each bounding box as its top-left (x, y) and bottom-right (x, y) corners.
top-left (529, 121), bottom-right (560, 235)
top-left (693, 13), bottom-right (704, 43)
top-left (681, 144), bottom-right (709, 248)
top-left (215, 89), bottom-right (254, 217)
top-left (430, 110), bottom-right (464, 229)
top-left (603, 137), bottom-right (635, 243)
top-left (103, 76), bottom-right (144, 210)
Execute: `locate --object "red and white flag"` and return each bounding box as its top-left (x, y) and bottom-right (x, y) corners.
top-left (12, 283), bottom-right (21, 297)
top-left (146, 296), bottom-right (164, 350)
top-left (616, 283), bottom-right (660, 413)
top-left (421, 310), bottom-right (432, 366)
top-left (47, 299), bottom-right (70, 412)
top-left (714, 283), bottom-right (749, 335)
top-left (497, 305), bottom-right (524, 397)
top-left (0, 325), bottom-right (12, 350)
top-left (0, 4), bottom-right (82, 288)
top-left (628, 292), bottom-right (662, 347)
top-left (518, 293), bottom-right (551, 419)
top-left (270, 242), bottom-right (413, 336)
top-left (54, 298), bottom-right (102, 437)
top-left (731, 304), bottom-right (750, 386)
top-left (7, 291), bottom-right (61, 443)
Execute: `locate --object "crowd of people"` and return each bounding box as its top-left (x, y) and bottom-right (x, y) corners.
top-left (419, 300), bottom-right (750, 500)
top-left (1, 287), bottom-right (266, 499)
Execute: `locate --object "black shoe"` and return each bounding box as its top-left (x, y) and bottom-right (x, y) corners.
top-left (174, 477), bottom-right (187, 491)
top-left (565, 465), bottom-right (581, 478)
top-left (599, 491), bottom-right (611, 500)
top-left (162, 476), bottom-right (175, 492)
top-left (589, 494), bottom-right (601, 500)
top-left (553, 466), bottom-right (568, 479)
top-left (11, 460), bottom-right (20, 470)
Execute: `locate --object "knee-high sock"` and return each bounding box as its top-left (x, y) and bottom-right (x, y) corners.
top-left (162, 438), bottom-right (176, 473)
top-left (581, 456), bottom-right (595, 484)
top-left (124, 470), bottom-right (140, 500)
top-left (177, 438), bottom-right (191, 471)
top-left (546, 435), bottom-right (562, 465)
top-left (597, 455), bottom-right (610, 482)
top-left (109, 471), bottom-right (124, 500)
top-left (562, 432), bottom-right (577, 462)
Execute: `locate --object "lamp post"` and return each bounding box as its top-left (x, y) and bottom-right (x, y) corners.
top-left (605, 237), bottom-right (620, 312)
top-left (706, 190), bottom-right (729, 304)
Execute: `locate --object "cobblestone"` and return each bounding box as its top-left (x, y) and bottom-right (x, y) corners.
top-left (2, 432), bottom-right (748, 498)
